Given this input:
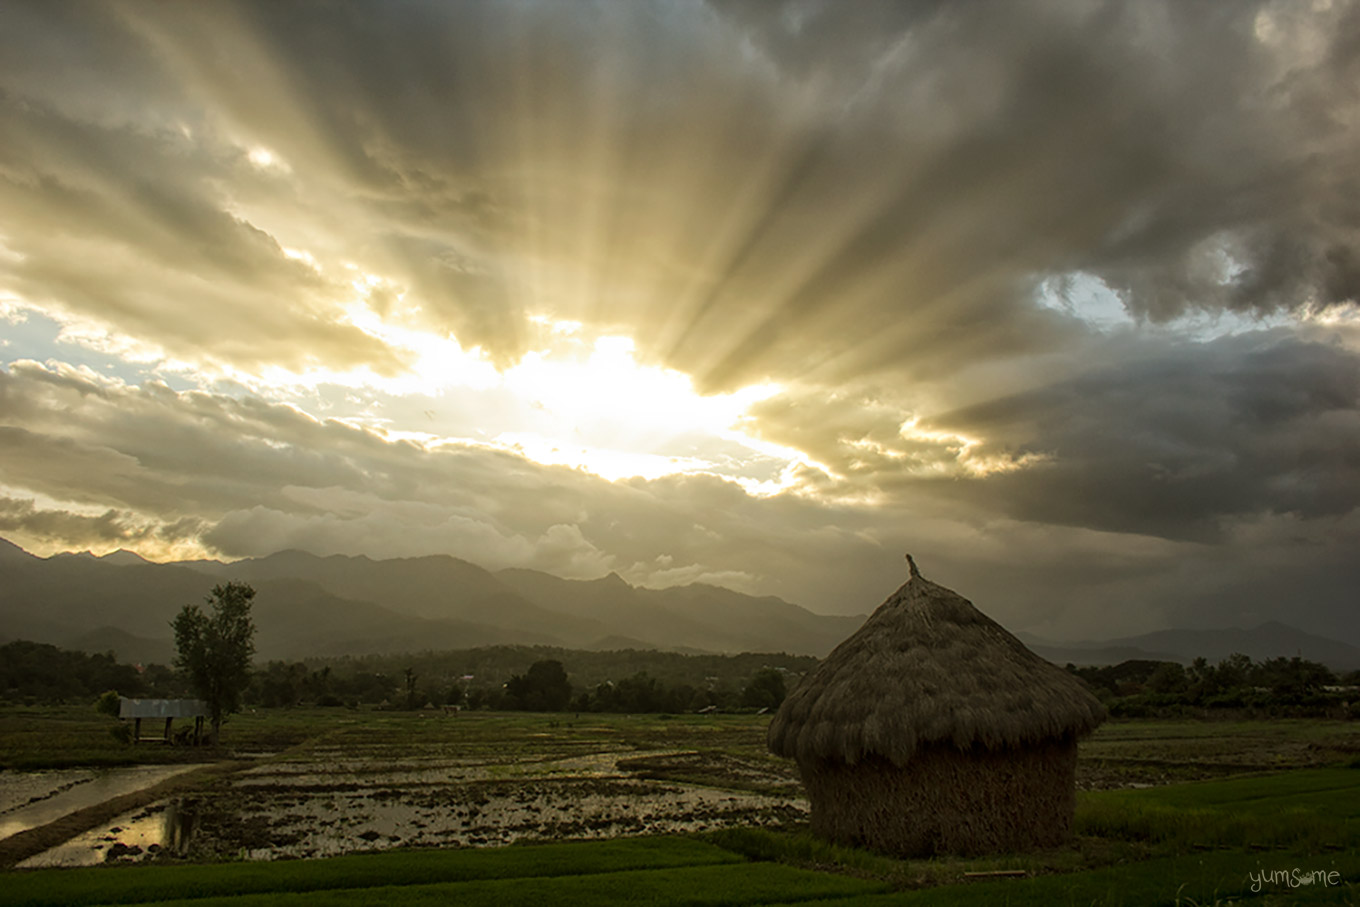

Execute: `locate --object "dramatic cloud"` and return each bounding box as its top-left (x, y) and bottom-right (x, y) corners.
top-left (922, 330), bottom-right (1360, 539)
top-left (1, 1), bottom-right (1358, 644)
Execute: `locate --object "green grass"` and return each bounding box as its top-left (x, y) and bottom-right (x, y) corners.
top-left (125, 863), bottom-right (886, 907)
top-left (0, 707), bottom-right (348, 770)
top-left (775, 850), bottom-right (1360, 905)
top-left (1075, 768), bottom-right (1360, 851)
top-left (0, 838), bottom-right (887, 907)
top-left (0, 706), bottom-right (779, 770)
top-left (703, 826), bottom-right (908, 877)
top-left (706, 768), bottom-right (1359, 906)
top-left (0, 838), bottom-right (739, 906)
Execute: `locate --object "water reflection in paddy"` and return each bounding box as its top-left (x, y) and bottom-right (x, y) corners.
top-left (18, 747), bottom-right (806, 864)
top-left (0, 765), bottom-right (207, 842)
top-left (17, 799), bottom-right (197, 868)
top-left (212, 749), bottom-right (805, 860)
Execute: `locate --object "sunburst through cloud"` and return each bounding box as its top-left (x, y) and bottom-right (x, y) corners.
top-left (1, 0), bottom-right (1359, 647)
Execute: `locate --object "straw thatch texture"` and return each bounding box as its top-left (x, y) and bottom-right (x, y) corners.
top-left (767, 557), bottom-right (1105, 856)
top-left (799, 736), bottom-right (1078, 856)
top-left (767, 559), bottom-right (1106, 767)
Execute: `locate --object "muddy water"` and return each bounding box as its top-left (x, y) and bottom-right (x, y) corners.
top-left (0, 765), bottom-right (208, 842)
top-left (17, 800), bottom-right (197, 868)
top-left (200, 750), bottom-right (807, 861)
top-left (203, 776), bottom-right (804, 861)
top-left (21, 750), bottom-right (807, 865)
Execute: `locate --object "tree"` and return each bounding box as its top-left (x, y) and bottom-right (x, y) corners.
top-left (1146, 662), bottom-right (1188, 695)
top-left (505, 659), bottom-right (572, 711)
top-left (172, 582), bottom-right (257, 743)
top-left (403, 667), bottom-right (424, 710)
top-left (95, 689), bottom-right (122, 717)
top-left (741, 668), bottom-right (787, 710)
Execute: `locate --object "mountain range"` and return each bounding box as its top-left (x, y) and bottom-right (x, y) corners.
top-left (2, 537), bottom-right (1355, 670)
top-left (0, 537), bottom-right (863, 662)
top-left (1020, 624), bottom-right (1360, 672)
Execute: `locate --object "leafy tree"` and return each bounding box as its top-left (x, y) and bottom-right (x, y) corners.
top-left (741, 668), bottom-right (788, 710)
top-left (1255, 656), bottom-right (1334, 703)
top-left (0, 640), bottom-right (146, 703)
top-left (251, 661), bottom-right (305, 708)
top-left (1214, 652), bottom-right (1254, 690)
top-left (1146, 662), bottom-right (1188, 695)
top-left (505, 659), bottom-right (572, 711)
top-left (172, 582), bottom-right (257, 743)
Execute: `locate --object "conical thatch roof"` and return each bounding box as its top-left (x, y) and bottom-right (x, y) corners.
top-left (768, 556), bottom-right (1106, 767)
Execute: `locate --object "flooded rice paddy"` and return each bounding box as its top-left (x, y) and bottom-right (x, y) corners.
top-left (12, 714), bottom-right (809, 866)
top-left (8, 712), bottom-right (1355, 868)
top-left (0, 765), bottom-right (207, 845)
top-left (20, 755), bottom-right (804, 866)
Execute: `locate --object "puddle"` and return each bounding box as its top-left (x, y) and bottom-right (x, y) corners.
top-left (0, 770), bottom-right (98, 820)
top-left (0, 765), bottom-right (208, 842)
top-left (17, 799), bottom-right (197, 868)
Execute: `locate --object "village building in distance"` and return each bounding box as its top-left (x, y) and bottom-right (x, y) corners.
top-left (118, 698), bottom-right (208, 745)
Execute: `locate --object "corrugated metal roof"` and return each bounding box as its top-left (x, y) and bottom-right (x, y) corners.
top-left (118, 698), bottom-right (208, 718)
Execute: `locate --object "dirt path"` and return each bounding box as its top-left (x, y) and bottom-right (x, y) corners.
top-left (0, 761), bottom-right (249, 870)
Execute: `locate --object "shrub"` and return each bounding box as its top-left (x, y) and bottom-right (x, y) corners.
top-left (95, 689), bottom-right (122, 718)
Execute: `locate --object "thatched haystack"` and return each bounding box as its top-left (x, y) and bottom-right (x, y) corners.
top-left (768, 555), bottom-right (1106, 856)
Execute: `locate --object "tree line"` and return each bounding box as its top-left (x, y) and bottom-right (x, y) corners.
top-left (247, 657), bottom-right (791, 713)
top-left (1067, 654), bottom-right (1359, 717)
top-left (8, 641), bottom-right (1356, 719)
top-left (0, 639), bottom-right (166, 702)
top-left (0, 643), bottom-right (794, 714)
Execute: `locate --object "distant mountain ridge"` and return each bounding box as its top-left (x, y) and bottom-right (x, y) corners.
top-left (0, 538), bottom-right (863, 662)
top-left (3, 537), bottom-right (1354, 670)
top-left (1025, 622), bottom-right (1360, 671)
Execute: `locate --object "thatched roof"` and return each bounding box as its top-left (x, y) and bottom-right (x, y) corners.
top-left (768, 556), bottom-right (1106, 767)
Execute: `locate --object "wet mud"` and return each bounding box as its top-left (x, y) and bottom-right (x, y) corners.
top-left (20, 750), bottom-right (808, 865)
top-left (0, 765), bottom-right (208, 844)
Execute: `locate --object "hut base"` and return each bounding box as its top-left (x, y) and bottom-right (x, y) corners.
top-left (799, 737), bottom-right (1077, 857)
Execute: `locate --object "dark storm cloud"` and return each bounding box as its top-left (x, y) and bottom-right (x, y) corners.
top-left (4, 355), bottom-right (1359, 643)
top-left (922, 331), bottom-right (1360, 539)
top-left (1, 1), bottom-right (1359, 644)
top-left (687, 0), bottom-right (1360, 378)
top-left (0, 495), bottom-right (164, 547)
top-left (5, 0), bottom-right (1356, 382)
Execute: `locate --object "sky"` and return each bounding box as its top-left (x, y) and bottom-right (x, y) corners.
top-left (1, 0), bottom-right (1358, 644)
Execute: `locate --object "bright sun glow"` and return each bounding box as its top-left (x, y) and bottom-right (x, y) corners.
top-left (257, 280), bottom-right (793, 484)
top-left (247, 146), bottom-right (289, 171)
top-left (488, 334), bottom-right (783, 481)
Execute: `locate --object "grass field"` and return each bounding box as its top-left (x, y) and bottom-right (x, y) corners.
top-left (4, 789), bottom-right (1357, 906)
top-left (1, 708), bottom-right (1357, 904)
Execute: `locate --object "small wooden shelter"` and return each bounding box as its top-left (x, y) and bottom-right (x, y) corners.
top-left (119, 698), bottom-right (208, 745)
top-left (767, 556), bottom-right (1106, 856)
